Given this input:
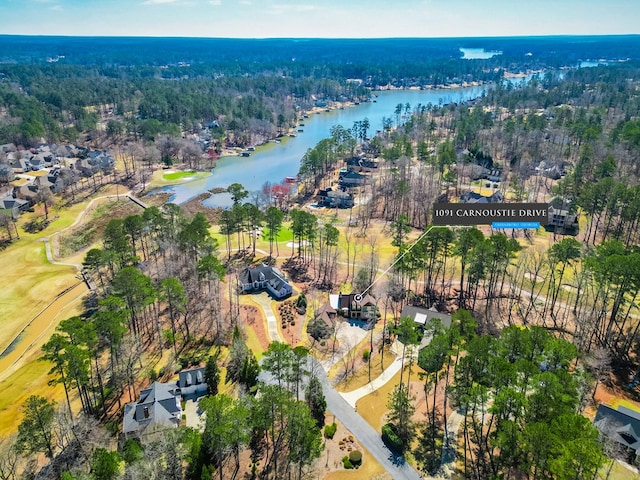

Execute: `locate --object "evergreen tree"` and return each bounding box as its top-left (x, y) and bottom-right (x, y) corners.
top-left (15, 395), bottom-right (56, 459)
top-left (305, 375), bottom-right (326, 427)
top-left (204, 355), bottom-right (220, 396)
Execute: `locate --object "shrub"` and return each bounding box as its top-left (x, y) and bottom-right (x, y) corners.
top-left (349, 450), bottom-right (362, 466)
top-left (341, 456), bottom-right (354, 469)
top-left (324, 422), bottom-right (337, 439)
top-left (308, 318), bottom-right (331, 341)
top-left (381, 423), bottom-right (404, 453)
top-left (121, 439), bottom-right (143, 464)
top-left (362, 349), bottom-right (370, 362)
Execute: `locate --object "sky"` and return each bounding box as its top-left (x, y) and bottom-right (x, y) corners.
top-left (0, 0), bottom-right (639, 38)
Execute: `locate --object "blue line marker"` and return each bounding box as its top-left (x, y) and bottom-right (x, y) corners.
top-left (492, 222), bottom-right (541, 229)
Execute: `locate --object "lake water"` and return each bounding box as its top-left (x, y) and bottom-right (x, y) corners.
top-left (460, 48), bottom-right (503, 59)
top-left (164, 82), bottom-right (506, 207)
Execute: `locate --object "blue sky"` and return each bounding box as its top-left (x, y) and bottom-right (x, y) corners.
top-left (1, 0), bottom-right (639, 38)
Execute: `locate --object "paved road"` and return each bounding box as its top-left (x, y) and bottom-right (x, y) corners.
top-left (259, 358), bottom-right (423, 480)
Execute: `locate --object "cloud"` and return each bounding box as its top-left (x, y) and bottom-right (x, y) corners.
top-left (49, 4), bottom-right (63, 10)
top-left (270, 4), bottom-right (316, 14)
top-left (209, 0), bottom-right (221, 5)
top-left (142, 0), bottom-right (184, 5)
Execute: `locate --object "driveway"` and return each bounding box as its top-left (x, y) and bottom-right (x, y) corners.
top-left (184, 397), bottom-right (205, 431)
top-left (251, 292), bottom-right (281, 342)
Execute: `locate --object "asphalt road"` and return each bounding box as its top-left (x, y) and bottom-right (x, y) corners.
top-left (259, 358), bottom-right (423, 480)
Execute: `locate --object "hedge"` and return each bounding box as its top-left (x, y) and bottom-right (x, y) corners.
top-left (381, 423), bottom-right (404, 453)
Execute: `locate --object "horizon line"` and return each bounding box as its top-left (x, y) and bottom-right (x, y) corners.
top-left (1, 33), bottom-right (639, 41)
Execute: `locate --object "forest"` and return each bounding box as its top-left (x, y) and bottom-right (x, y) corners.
top-left (2, 35), bottom-right (639, 148)
top-left (3, 36), bottom-right (640, 480)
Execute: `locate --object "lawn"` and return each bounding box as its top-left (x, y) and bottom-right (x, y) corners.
top-left (599, 460), bottom-right (640, 480)
top-left (0, 355), bottom-right (69, 437)
top-left (261, 225), bottom-right (294, 243)
top-left (0, 285), bottom-right (85, 436)
top-left (0, 240), bottom-right (79, 350)
top-left (355, 363), bottom-right (421, 431)
top-left (148, 169), bottom-right (211, 188)
top-left (163, 170), bottom-right (198, 181)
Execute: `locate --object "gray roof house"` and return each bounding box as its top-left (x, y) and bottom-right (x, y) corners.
top-left (0, 163), bottom-right (15, 183)
top-left (594, 403), bottom-right (640, 463)
top-left (339, 169), bottom-right (367, 187)
top-left (122, 366), bottom-right (208, 440)
top-left (460, 190), bottom-right (504, 204)
top-left (318, 187), bottom-right (354, 208)
top-left (177, 367), bottom-right (207, 398)
top-left (122, 382), bottom-right (182, 441)
top-left (547, 206), bottom-right (579, 235)
top-left (401, 305), bottom-right (452, 329)
top-left (238, 264), bottom-right (293, 299)
top-left (0, 197), bottom-right (30, 219)
top-left (36, 174), bottom-right (64, 194)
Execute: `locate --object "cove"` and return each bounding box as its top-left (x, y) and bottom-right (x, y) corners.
top-left (162, 82), bottom-right (518, 207)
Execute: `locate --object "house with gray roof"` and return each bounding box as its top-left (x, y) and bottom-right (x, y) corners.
top-left (121, 366), bottom-right (209, 441)
top-left (177, 367), bottom-right (207, 398)
top-left (339, 169), bottom-right (367, 188)
top-left (594, 403), bottom-right (640, 463)
top-left (122, 381), bottom-right (182, 441)
top-left (238, 264), bottom-right (293, 299)
top-left (0, 197), bottom-right (30, 219)
top-left (401, 305), bottom-right (452, 329)
top-left (0, 163), bottom-right (15, 183)
top-left (547, 205), bottom-right (579, 235)
top-left (318, 187), bottom-right (354, 208)
top-left (460, 190), bottom-right (504, 204)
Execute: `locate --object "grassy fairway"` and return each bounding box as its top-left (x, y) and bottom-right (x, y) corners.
top-left (163, 171), bottom-right (198, 181)
top-left (0, 240), bottom-right (78, 349)
top-left (0, 186), bottom-right (124, 434)
top-left (148, 169), bottom-right (211, 188)
top-left (0, 355), bottom-right (67, 436)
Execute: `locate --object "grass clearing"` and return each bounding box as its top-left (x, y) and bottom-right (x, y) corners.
top-left (0, 356), bottom-right (67, 437)
top-left (598, 461), bottom-right (640, 480)
top-left (10, 178), bottom-right (29, 187)
top-left (148, 169), bottom-right (211, 188)
top-left (261, 225), bottom-right (294, 243)
top-left (57, 199), bottom-right (143, 257)
top-left (163, 170), bottom-right (198, 181)
top-left (0, 240), bottom-right (79, 350)
top-left (355, 364), bottom-right (421, 432)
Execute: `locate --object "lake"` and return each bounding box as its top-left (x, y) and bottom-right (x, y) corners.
top-left (163, 83), bottom-right (498, 207)
top-left (460, 48), bottom-right (503, 59)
